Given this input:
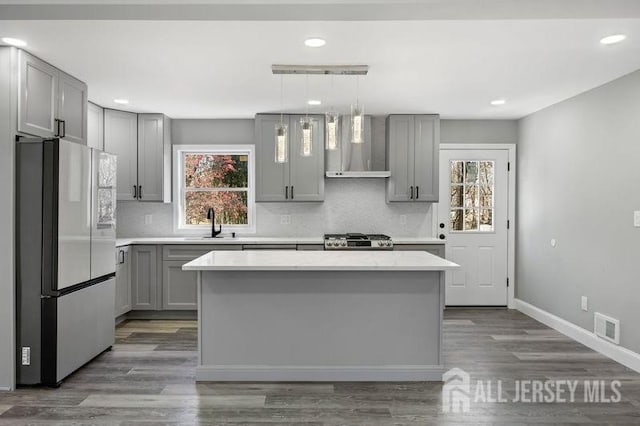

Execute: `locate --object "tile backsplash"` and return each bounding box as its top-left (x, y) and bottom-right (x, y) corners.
top-left (116, 179), bottom-right (434, 238)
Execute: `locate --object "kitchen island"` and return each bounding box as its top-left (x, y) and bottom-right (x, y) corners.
top-left (183, 250), bottom-right (459, 382)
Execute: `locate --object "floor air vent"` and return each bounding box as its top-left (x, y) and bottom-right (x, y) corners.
top-left (594, 312), bottom-right (620, 344)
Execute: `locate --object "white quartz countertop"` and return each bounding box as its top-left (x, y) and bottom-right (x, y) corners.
top-left (183, 250), bottom-right (459, 271)
top-left (116, 236), bottom-right (444, 247)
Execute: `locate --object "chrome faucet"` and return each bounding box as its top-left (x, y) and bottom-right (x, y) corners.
top-left (207, 208), bottom-right (222, 238)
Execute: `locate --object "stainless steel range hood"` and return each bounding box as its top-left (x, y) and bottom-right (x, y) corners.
top-left (325, 115), bottom-right (390, 178)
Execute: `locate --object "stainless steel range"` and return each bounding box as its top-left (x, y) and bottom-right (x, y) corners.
top-left (324, 233), bottom-right (394, 250)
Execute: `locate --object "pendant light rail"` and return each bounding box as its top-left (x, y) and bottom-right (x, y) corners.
top-left (272, 64), bottom-right (369, 75)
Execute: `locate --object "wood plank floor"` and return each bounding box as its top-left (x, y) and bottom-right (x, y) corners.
top-left (1, 309), bottom-right (639, 425)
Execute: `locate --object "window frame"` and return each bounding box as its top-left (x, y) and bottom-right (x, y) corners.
top-left (173, 144), bottom-right (256, 234)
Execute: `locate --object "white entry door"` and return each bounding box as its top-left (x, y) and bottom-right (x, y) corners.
top-left (438, 149), bottom-right (509, 306)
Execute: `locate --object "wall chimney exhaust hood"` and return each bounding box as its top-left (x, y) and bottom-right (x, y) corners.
top-left (325, 115), bottom-right (390, 178)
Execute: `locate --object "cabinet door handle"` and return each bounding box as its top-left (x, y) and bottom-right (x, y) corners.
top-left (119, 250), bottom-right (125, 264)
top-left (54, 119), bottom-right (60, 137)
top-left (285, 186), bottom-right (288, 200)
top-left (410, 186), bottom-right (414, 199)
top-left (291, 186), bottom-right (294, 199)
top-left (133, 185), bottom-right (137, 199)
top-left (138, 185), bottom-right (142, 199)
top-left (60, 120), bottom-right (66, 138)
top-left (416, 186), bottom-right (419, 199)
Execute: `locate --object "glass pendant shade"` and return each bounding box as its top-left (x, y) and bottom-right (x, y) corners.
top-left (274, 123), bottom-right (288, 163)
top-left (300, 117), bottom-right (313, 157)
top-left (325, 112), bottom-right (340, 151)
top-left (351, 103), bottom-right (364, 144)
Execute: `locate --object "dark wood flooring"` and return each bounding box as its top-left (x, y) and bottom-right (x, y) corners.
top-left (1, 309), bottom-right (639, 425)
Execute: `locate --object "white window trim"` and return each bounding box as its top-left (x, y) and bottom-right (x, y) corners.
top-left (173, 144), bottom-right (256, 235)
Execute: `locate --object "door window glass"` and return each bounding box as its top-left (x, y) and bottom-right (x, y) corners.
top-left (450, 160), bottom-right (494, 232)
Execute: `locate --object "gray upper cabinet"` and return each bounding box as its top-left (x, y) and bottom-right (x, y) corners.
top-left (255, 114), bottom-right (324, 202)
top-left (17, 50), bottom-right (59, 138)
top-left (104, 109), bottom-right (138, 201)
top-left (104, 111), bottom-right (172, 202)
top-left (57, 71), bottom-right (88, 145)
top-left (137, 114), bottom-right (170, 202)
top-left (17, 50), bottom-right (88, 144)
top-left (87, 102), bottom-right (104, 150)
top-left (386, 114), bottom-right (440, 202)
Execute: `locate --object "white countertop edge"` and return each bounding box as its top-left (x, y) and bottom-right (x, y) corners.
top-left (116, 237), bottom-right (444, 247)
top-left (183, 265), bottom-right (458, 271)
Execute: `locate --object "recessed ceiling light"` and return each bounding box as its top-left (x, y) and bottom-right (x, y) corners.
top-left (113, 99), bottom-right (129, 105)
top-left (1, 37), bottom-right (27, 47)
top-left (600, 34), bottom-right (627, 45)
top-left (307, 99), bottom-right (322, 106)
top-left (490, 99), bottom-right (506, 106)
top-left (304, 38), bottom-right (326, 48)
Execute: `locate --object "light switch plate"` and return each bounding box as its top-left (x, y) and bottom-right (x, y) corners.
top-left (280, 215), bottom-right (291, 225)
top-left (581, 296), bottom-right (588, 312)
top-left (399, 215), bottom-right (407, 225)
top-left (634, 211), bottom-right (640, 227)
top-left (144, 214), bottom-right (153, 225)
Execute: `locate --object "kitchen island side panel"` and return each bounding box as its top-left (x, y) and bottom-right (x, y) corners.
top-left (197, 270), bottom-right (443, 381)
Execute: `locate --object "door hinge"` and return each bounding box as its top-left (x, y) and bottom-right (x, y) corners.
top-left (507, 220), bottom-right (510, 229)
top-left (507, 162), bottom-right (511, 171)
top-left (507, 277), bottom-right (510, 287)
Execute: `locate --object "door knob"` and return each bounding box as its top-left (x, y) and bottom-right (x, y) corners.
top-left (439, 234), bottom-right (446, 240)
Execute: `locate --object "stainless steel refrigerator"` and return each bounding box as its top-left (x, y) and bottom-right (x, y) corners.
top-left (16, 137), bottom-right (117, 386)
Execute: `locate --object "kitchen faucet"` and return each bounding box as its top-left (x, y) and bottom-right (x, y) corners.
top-left (207, 208), bottom-right (222, 238)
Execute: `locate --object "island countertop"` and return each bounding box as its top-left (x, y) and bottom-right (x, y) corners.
top-left (183, 250), bottom-right (459, 272)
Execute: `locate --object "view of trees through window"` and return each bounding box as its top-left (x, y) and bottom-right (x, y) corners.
top-left (450, 160), bottom-right (494, 232)
top-left (183, 153), bottom-right (249, 226)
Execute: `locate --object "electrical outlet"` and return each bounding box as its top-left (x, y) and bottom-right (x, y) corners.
top-left (144, 214), bottom-right (153, 225)
top-left (634, 211), bottom-right (640, 227)
top-left (21, 347), bottom-right (30, 365)
top-left (550, 239), bottom-right (557, 247)
top-left (280, 215), bottom-right (291, 225)
top-left (581, 296), bottom-right (588, 312)
top-left (399, 215), bottom-right (407, 225)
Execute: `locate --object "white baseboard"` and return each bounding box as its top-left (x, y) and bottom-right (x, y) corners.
top-left (514, 298), bottom-right (640, 373)
top-left (196, 365), bottom-right (445, 382)
top-left (0, 387), bottom-right (11, 391)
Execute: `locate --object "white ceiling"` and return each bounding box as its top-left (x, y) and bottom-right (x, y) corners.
top-left (1, 18), bottom-right (640, 119)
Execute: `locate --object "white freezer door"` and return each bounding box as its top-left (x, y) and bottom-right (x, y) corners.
top-left (91, 150), bottom-right (117, 279)
top-left (57, 140), bottom-right (92, 290)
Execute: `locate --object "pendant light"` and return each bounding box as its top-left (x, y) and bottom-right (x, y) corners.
top-left (300, 75), bottom-right (313, 157)
top-left (325, 75), bottom-right (340, 151)
top-left (275, 75), bottom-right (288, 163)
top-left (350, 76), bottom-right (364, 144)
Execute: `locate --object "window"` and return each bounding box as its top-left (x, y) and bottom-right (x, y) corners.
top-left (174, 145), bottom-right (255, 232)
top-left (450, 160), bottom-right (494, 232)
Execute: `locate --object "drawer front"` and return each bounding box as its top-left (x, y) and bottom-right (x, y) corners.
top-left (296, 244), bottom-right (325, 251)
top-left (163, 244), bottom-right (242, 261)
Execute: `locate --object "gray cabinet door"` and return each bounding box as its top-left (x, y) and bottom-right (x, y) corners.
top-left (162, 260), bottom-right (197, 310)
top-left (57, 71), bottom-right (88, 145)
top-left (17, 50), bottom-right (58, 138)
top-left (137, 114), bottom-right (165, 202)
top-left (131, 245), bottom-right (158, 310)
top-left (386, 115), bottom-right (415, 202)
top-left (115, 246), bottom-right (131, 317)
top-left (289, 115), bottom-right (325, 201)
top-left (256, 114), bottom-right (289, 202)
top-left (87, 102), bottom-right (104, 150)
top-left (413, 115), bottom-right (440, 202)
top-left (104, 109), bottom-right (138, 201)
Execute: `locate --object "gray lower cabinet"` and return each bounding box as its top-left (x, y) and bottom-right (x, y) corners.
top-left (131, 245), bottom-right (158, 310)
top-left (162, 261), bottom-right (198, 310)
top-left (255, 114), bottom-right (324, 202)
top-left (386, 114), bottom-right (439, 202)
top-left (115, 246), bottom-right (131, 317)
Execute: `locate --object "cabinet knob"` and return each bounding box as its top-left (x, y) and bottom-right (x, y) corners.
top-left (439, 234), bottom-right (446, 240)
top-left (439, 223), bottom-right (445, 229)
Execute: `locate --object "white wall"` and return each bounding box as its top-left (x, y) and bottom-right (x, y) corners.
top-left (0, 48), bottom-right (16, 390)
top-left (517, 69), bottom-right (640, 354)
